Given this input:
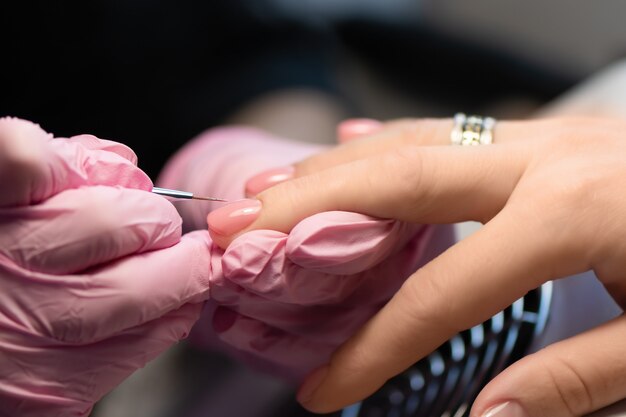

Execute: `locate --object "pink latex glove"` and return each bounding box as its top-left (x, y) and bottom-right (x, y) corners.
top-left (0, 118), bottom-right (211, 416)
top-left (159, 127), bottom-right (452, 379)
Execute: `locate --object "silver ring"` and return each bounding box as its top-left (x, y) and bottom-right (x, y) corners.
top-left (451, 113), bottom-right (496, 146)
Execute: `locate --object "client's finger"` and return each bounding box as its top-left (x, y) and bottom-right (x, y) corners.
top-left (208, 143), bottom-right (529, 248)
top-left (337, 119), bottom-right (383, 143)
top-left (245, 118), bottom-right (551, 197)
top-left (296, 209), bottom-right (580, 413)
top-left (244, 119), bottom-right (452, 196)
top-left (473, 315), bottom-right (626, 417)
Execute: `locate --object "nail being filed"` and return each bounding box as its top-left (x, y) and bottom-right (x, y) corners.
top-left (151, 187), bottom-right (228, 202)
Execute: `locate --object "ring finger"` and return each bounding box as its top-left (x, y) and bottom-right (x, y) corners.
top-left (295, 117), bottom-right (549, 177)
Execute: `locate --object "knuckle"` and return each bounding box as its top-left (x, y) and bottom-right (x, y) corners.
top-left (260, 174), bottom-right (314, 217)
top-left (396, 270), bottom-right (461, 334)
top-left (398, 118), bottom-right (442, 145)
top-left (334, 342), bottom-right (375, 379)
top-left (379, 147), bottom-right (426, 202)
top-left (545, 175), bottom-right (598, 213)
top-left (533, 351), bottom-right (595, 415)
top-left (546, 117), bottom-right (594, 133)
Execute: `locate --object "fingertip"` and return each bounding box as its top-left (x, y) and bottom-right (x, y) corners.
top-left (477, 401), bottom-right (528, 417)
top-left (206, 228), bottom-right (232, 250)
top-left (206, 213), bottom-right (230, 249)
top-left (245, 166), bottom-right (295, 197)
top-left (297, 365), bottom-right (330, 408)
top-left (206, 199), bottom-right (262, 248)
top-left (337, 118), bottom-right (383, 143)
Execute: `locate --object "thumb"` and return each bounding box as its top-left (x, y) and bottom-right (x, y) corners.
top-left (472, 315), bottom-right (626, 417)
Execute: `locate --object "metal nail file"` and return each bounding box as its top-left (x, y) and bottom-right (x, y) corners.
top-left (151, 187), bottom-right (228, 202)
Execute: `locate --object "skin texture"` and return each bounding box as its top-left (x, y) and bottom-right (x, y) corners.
top-left (206, 117), bottom-right (626, 417)
top-left (0, 118), bottom-right (450, 415)
top-left (159, 127), bottom-right (451, 380)
top-left (0, 118), bottom-right (212, 417)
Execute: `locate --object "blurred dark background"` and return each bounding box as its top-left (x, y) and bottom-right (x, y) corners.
top-left (3, 2), bottom-right (626, 416)
top-left (4, 0), bottom-right (613, 178)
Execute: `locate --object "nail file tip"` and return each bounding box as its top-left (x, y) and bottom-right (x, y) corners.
top-left (192, 196), bottom-right (229, 202)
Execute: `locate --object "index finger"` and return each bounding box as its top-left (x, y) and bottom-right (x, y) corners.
top-left (297, 209), bottom-right (581, 412)
top-left (208, 142), bottom-right (530, 248)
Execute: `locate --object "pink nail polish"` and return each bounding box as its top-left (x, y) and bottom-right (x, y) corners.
top-left (337, 118), bottom-right (382, 142)
top-left (245, 166), bottom-right (295, 196)
top-left (212, 307), bottom-right (238, 333)
top-left (207, 199), bottom-right (261, 236)
top-left (297, 365), bottom-right (329, 405)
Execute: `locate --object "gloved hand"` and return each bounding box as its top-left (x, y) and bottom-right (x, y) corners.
top-left (159, 127), bottom-right (451, 379)
top-left (0, 118), bottom-right (212, 416)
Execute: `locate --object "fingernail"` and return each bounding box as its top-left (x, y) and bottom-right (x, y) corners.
top-left (245, 166), bottom-right (295, 196)
top-left (297, 365), bottom-right (329, 405)
top-left (212, 307), bottom-right (238, 333)
top-left (207, 199), bottom-right (262, 236)
top-left (337, 118), bottom-right (382, 142)
top-left (482, 402), bottom-right (529, 417)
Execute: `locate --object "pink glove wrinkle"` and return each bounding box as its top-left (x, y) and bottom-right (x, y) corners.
top-left (0, 118), bottom-right (212, 416)
top-left (157, 127), bottom-right (325, 230)
top-left (161, 126), bottom-right (453, 380)
top-left (0, 117), bottom-right (152, 207)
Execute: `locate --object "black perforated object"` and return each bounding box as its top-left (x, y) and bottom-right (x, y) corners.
top-left (341, 283), bottom-right (552, 417)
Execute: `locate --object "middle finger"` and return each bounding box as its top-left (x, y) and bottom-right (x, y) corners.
top-left (296, 118), bottom-right (548, 177)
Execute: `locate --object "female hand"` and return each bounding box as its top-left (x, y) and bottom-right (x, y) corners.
top-left (0, 118), bottom-right (212, 416)
top-left (206, 117), bottom-right (626, 417)
top-left (159, 127), bottom-right (451, 380)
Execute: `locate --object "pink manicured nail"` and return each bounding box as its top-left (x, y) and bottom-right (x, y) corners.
top-left (297, 365), bottom-right (329, 405)
top-left (245, 166), bottom-right (295, 196)
top-left (337, 118), bottom-right (383, 142)
top-left (212, 307), bottom-right (238, 333)
top-left (207, 199), bottom-right (261, 236)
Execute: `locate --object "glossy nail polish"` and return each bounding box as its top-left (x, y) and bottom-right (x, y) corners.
top-left (337, 118), bottom-right (382, 142)
top-left (245, 166), bottom-right (295, 196)
top-left (297, 365), bottom-right (329, 405)
top-left (482, 401), bottom-right (529, 417)
top-left (207, 199), bottom-right (261, 236)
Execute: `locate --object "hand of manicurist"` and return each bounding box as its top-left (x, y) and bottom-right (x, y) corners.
top-left (206, 117), bottom-right (626, 417)
top-left (0, 118), bottom-right (211, 416)
top-left (159, 127), bottom-right (450, 380)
